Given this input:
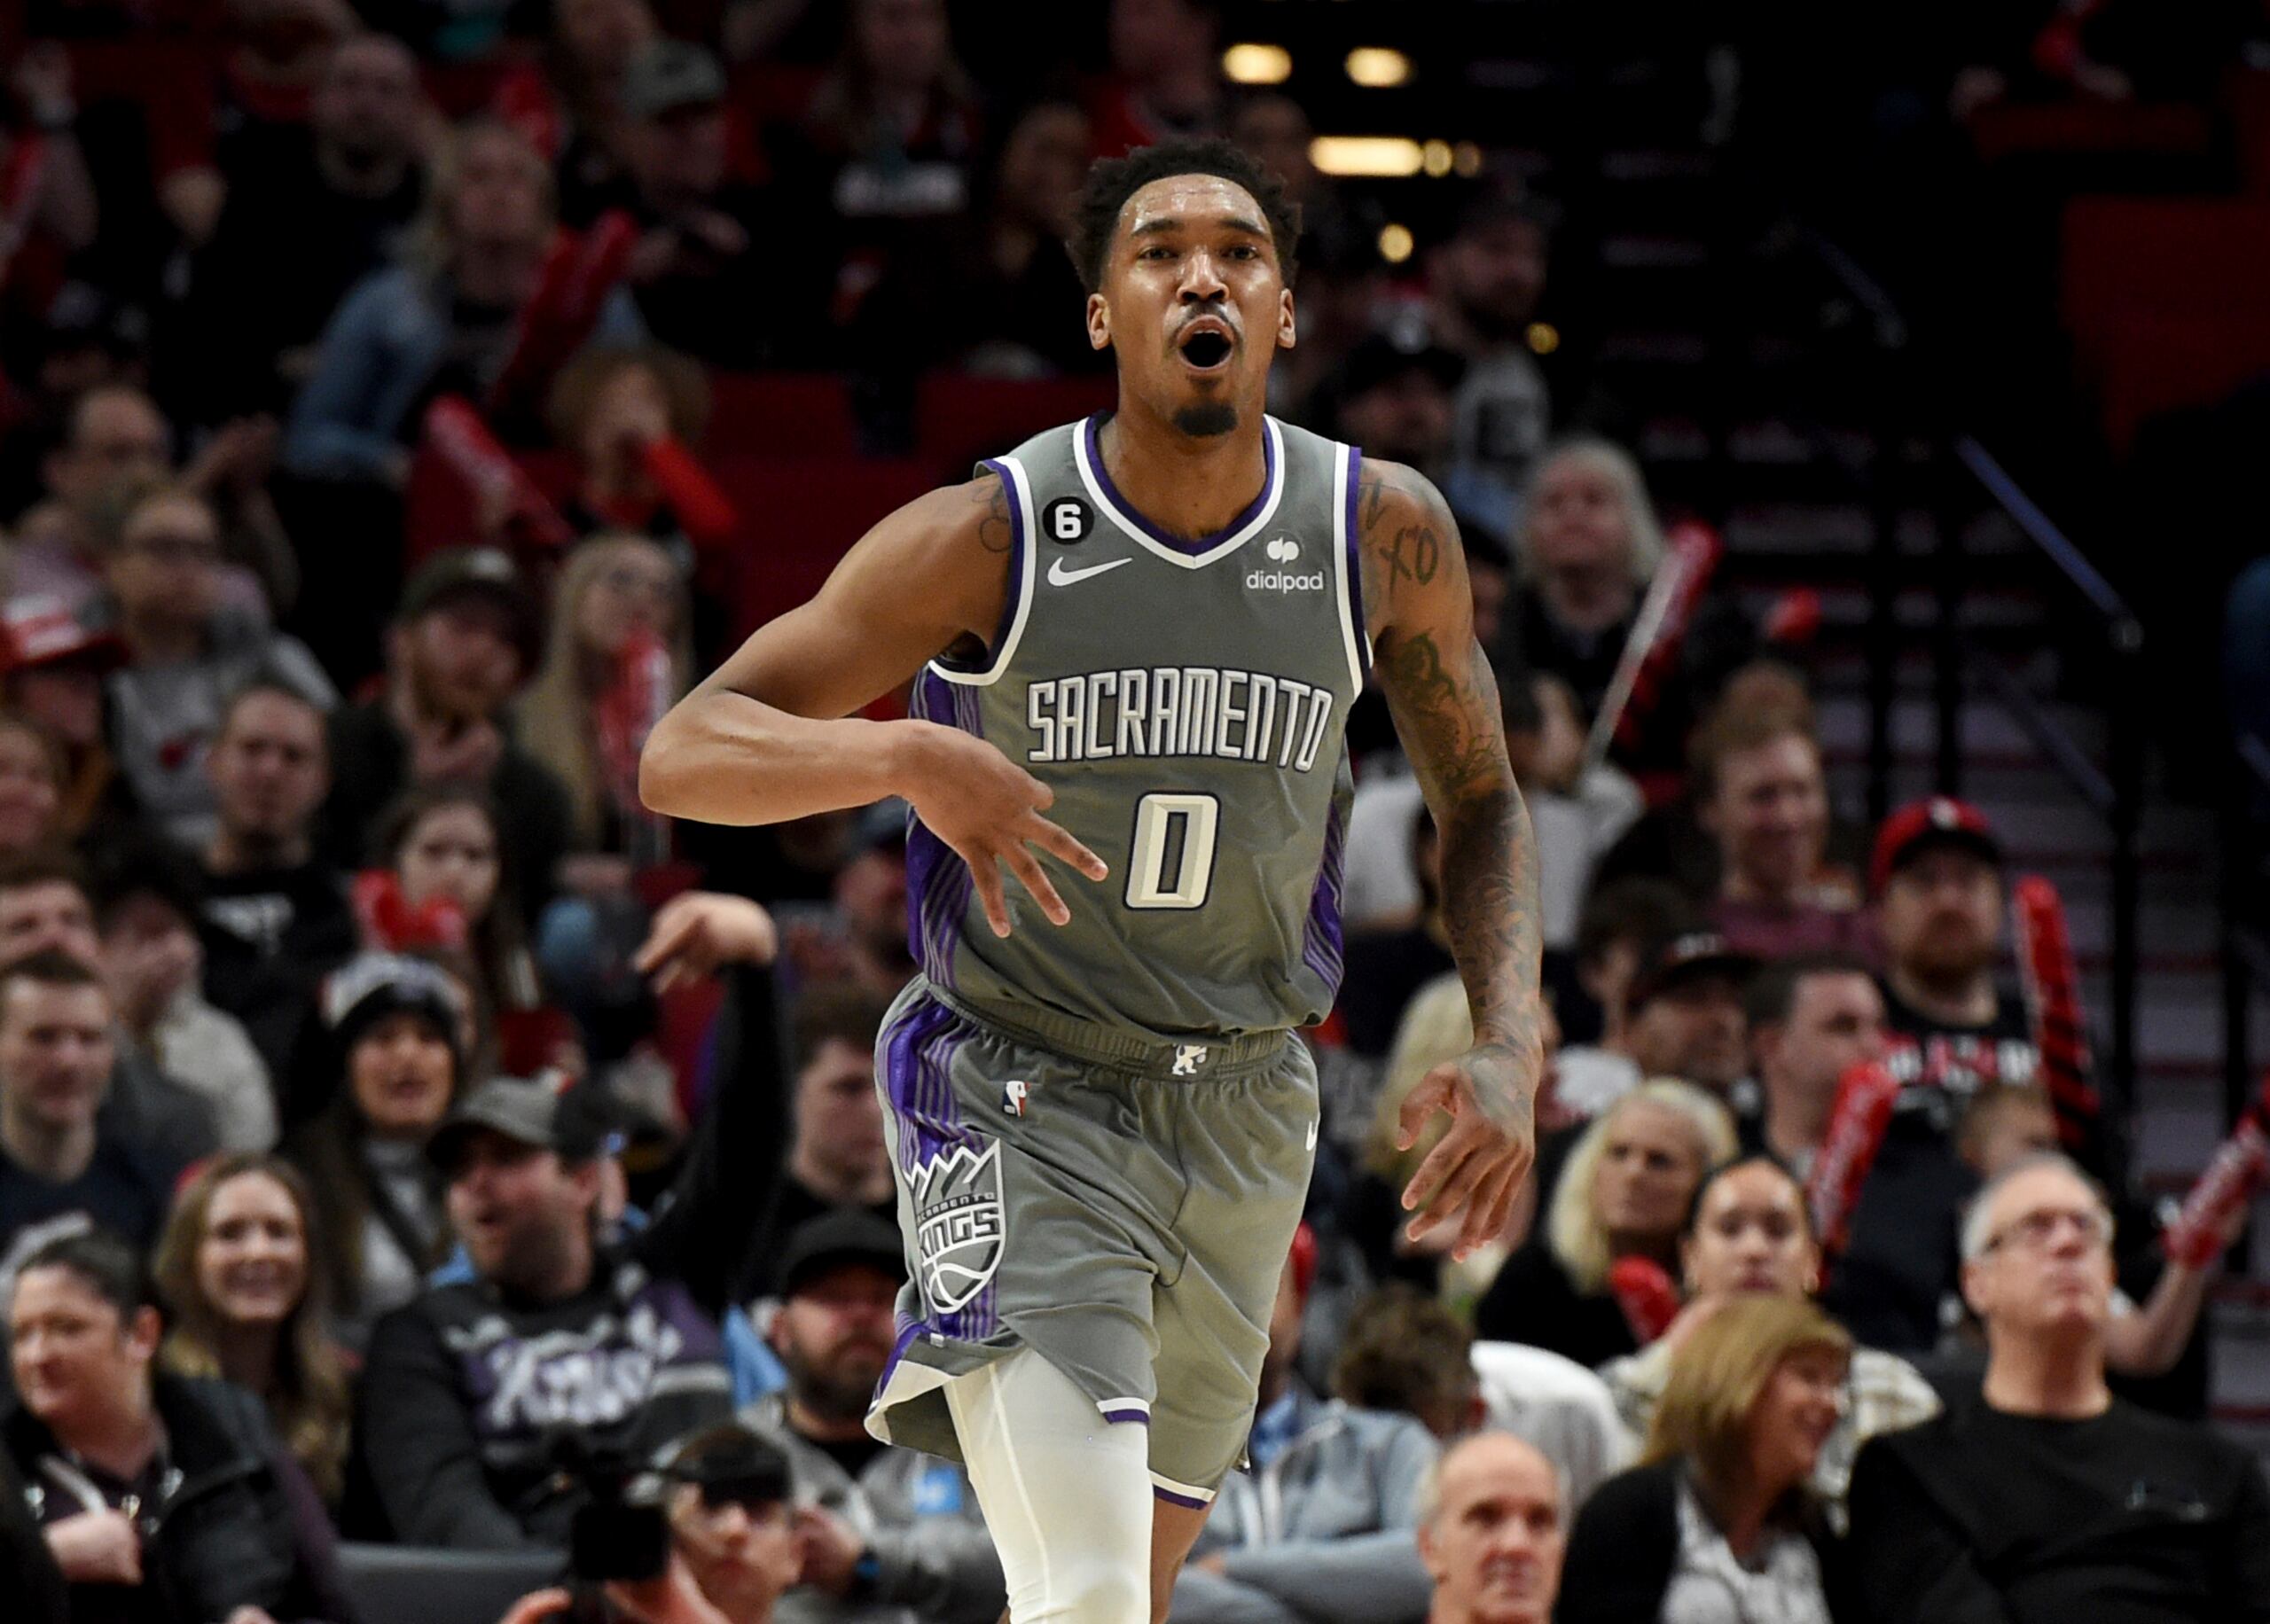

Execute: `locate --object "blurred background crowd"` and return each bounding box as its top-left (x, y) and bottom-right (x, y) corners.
top-left (2, 1), bottom-right (2270, 1621)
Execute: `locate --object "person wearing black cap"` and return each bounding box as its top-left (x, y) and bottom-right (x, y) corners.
top-left (744, 1210), bottom-right (1002, 1623)
top-left (1319, 331), bottom-right (1465, 483)
top-left (1425, 183), bottom-right (1556, 538)
top-left (1553, 925), bottom-right (1755, 1121)
top-left (320, 546), bottom-right (573, 926)
top-left (665, 1424), bottom-right (801, 1623)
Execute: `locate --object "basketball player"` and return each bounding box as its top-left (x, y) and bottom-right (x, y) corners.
top-left (642, 138), bottom-right (1543, 1623)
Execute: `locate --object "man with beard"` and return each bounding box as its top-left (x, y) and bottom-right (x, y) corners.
top-left (748, 1210), bottom-right (1003, 1623)
top-left (1426, 187), bottom-right (1556, 540)
top-left (321, 549), bottom-right (569, 924)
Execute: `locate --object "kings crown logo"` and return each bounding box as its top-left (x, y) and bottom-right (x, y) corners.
top-left (911, 1140), bottom-right (1006, 1315)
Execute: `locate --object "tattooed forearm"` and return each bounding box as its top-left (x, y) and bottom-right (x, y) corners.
top-left (1363, 459), bottom-right (1544, 1062)
top-left (973, 474), bottom-right (1014, 555)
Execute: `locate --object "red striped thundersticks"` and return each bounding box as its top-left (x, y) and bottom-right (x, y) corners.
top-left (2012, 875), bottom-right (2104, 1149)
top-left (2163, 1073), bottom-right (2270, 1269)
top-left (1806, 1060), bottom-right (1902, 1258)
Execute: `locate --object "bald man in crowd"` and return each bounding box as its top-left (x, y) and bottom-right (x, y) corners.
top-left (1418, 1431), bottom-right (1564, 1624)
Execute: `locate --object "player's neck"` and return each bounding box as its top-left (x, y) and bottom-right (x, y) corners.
top-left (1097, 405), bottom-right (1268, 543)
top-left (1888, 961), bottom-right (1997, 1028)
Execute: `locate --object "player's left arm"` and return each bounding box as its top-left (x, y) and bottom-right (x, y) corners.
top-left (1358, 457), bottom-right (1544, 1258)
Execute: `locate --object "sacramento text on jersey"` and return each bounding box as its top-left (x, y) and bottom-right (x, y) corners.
top-left (1023, 664), bottom-right (1338, 770)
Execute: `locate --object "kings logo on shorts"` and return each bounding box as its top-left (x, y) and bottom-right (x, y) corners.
top-left (911, 1140), bottom-right (1006, 1315)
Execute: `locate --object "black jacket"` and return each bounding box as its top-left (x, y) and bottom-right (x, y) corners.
top-left (0, 1448), bottom-right (66, 1624)
top-left (1556, 1460), bottom-right (1844, 1624)
top-left (4, 1374), bottom-right (357, 1624)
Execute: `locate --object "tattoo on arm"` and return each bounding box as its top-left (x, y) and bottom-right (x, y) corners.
top-left (1364, 464), bottom-right (1544, 1065)
top-left (973, 475), bottom-right (1014, 555)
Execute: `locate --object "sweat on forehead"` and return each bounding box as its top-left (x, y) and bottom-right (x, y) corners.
top-left (1118, 174), bottom-right (1269, 237)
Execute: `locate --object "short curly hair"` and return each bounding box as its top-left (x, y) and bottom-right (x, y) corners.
top-left (1066, 137), bottom-right (1302, 294)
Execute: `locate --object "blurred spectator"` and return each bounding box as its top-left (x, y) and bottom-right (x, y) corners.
top-left (352, 1065), bottom-right (760, 1549)
top-left (1845, 1155), bottom-right (2270, 1622)
top-left (1090, 0), bottom-right (1226, 153)
top-left (1468, 1337), bottom-right (1634, 1513)
top-left (0, 951), bottom-right (178, 1273)
top-left (0, 1444), bottom-right (67, 1624)
top-left (1599, 1157), bottom-right (1939, 1525)
top-left (182, 31), bottom-right (428, 420)
top-left (781, 800), bottom-right (913, 1000)
top-left (153, 1152), bottom-right (353, 1504)
top-left (1474, 1081), bottom-right (1736, 1367)
top-left (0, 598), bottom-right (126, 839)
top-left (1554, 877), bottom-right (1696, 1053)
top-left (851, 97), bottom-right (1103, 379)
top-left (1554, 930), bottom-right (1753, 1120)
top-left (2226, 555), bottom-right (2270, 761)
top-left (505, 0), bottom-right (659, 219)
top-left (1557, 1296), bottom-right (1849, 1624)
top-left (197, 679), bottom-right (358, 1083)
top-left (89, 839), bottom-right (275, 1152)
top-left (1320, 330), bottom-right (1465, 484)
top-left (1743, 950), bottom-right (1888, 1170)
top-left (613, 42), bottom-right (792, 368)
top-left (1340, 806), bottom-right (1454, 1057)
top-left (1427, 191), bottom-right (1555, 539)
top-left (12, 385), bottom-right (171, 613)
top-left (0, 712), bottom-right (64, 857)
top-left (648, 1423), bottom-right (802, 1624)
top-left (740, 985), bottom-right (895, 1289)
top-left (1691, 699), bottom-right (1868, 960)
top-left (744, 1208), bottom-right (1003, 1622)
top-left (795, 0), bottom-right (981, 228)
top-left (1829, 797), bottom-right (2034, 1355)
top-left (3, 1230), bottom-right (359, 1624)
top-left (285, 951), bottom-right (467, 1349)
top-left (283, 119), bottom-right (645, 485)
top-left (1415, 1430), bottom-right (1563, 1624)
top-left (0, 44), bottom-right (99, 336)
top-left (97, 481), bottom-right (337, 847)
top-left (1515, 673), bottom-right (1643, 955)
top-left (547, 352), bottom-right (735, 563)
top-left (518, 531), bottom-right (691, 865)
top-left (0, 853), bottom-right (221, 1170)
top-left (322, 547), bottom-right (571, 924)
top-left (371, 783), bottom-right (551, 1065)
top-left (1174, 1235), bottom-right (1436, 1624)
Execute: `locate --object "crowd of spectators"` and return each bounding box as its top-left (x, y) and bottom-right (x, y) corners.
top-left (0, 3), bottom-right (2266, 1623)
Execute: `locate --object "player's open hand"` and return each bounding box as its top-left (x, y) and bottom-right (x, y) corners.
top-left (1397, 1035), bottom-right (1540, 1261)
top-left (635, 892), bottom-right (779, 992)
top-left (901, 725), bottom-right (1108, 937)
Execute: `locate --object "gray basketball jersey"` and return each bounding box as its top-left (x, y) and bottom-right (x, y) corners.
top-left (904, 413), bottom-right (1368, 1044)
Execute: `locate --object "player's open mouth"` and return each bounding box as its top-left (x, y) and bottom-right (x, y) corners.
top-left (1177, 324), bottom-right (1234, 372)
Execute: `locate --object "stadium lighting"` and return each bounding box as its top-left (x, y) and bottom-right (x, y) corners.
top-left (1378, 223), bottom-right (1414, 264)
top-left (1309, 137), bottom-right (1425, 176)
top-left (1223, 43), bottom-right (1293, 84)
top-left (1421, 140), bottom-right (1454, 177)
top-left (1346, 48), bottom-right (1412, 88)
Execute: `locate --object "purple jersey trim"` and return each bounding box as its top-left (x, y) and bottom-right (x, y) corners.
top-left (1344, 444), bottom-right (1368, 665)
top-left (904, 672), bottom-right (977, 987)
top-left (880, 995), bottom-right (999, 1340)
top-left (1154, 1485), bottom-right (1210, 1510)
top-left (1302, 797), bottom-right (1348, 993)
top-left (1100, 1407), bottom-right (1151, 1425)
top-left (1083, 413), bottom-right (1278, 556)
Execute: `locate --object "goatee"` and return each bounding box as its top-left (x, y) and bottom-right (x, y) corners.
top-left (1173, 402), bottom-right (1239, 438)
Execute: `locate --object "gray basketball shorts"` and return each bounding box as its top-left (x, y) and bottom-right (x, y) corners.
top-left (862, 978), bottom-right (1319, 1504)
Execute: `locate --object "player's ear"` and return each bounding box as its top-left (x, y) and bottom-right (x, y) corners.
top-left (1277, 285), bottom-right (1296, 350)
top-left (1086, 291), bottom-right (1112, 352)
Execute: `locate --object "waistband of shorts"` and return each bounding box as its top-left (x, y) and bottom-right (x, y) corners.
top-left (925, 984), bottom-right (1291, 1079)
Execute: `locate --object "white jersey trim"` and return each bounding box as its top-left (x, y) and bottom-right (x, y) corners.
top-left (930, 455), bottom-right (1039, 688)
top-left (1072, 416), bottom-right (1288, 570)
top-left (1330, 441), bottom-right (1369, 693)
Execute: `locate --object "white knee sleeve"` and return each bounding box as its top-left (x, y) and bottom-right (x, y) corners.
top-left (945, 1349), bottom-right (1155, 1624)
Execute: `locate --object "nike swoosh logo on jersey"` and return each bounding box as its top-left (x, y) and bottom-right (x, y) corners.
top-left (1047, 557), bottom-right (1133, 587)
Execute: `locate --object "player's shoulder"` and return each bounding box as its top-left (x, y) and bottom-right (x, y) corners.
top-left (1353, 456), bottom-right (1454, 538)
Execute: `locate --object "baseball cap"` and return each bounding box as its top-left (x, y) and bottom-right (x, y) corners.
top-left (1336, 329), bottom-right (1467, 401)
top-left (622, 40), bottom-right (726, 121)
top-left (774, 1208), bottom-right (907, 1298)
top-left (1870, 796), bottom-right (2003, 895)
top-left (427, 1072), bottom-right (612, 1174)
top-left (396, 547), bottom-right (539, 667)
top-left (1627, 931), bottom-right (1757, 1011)
top-left (322, 951), bottom-right (469, 1057)
top-left (0, 597), bottom-right (128, 677)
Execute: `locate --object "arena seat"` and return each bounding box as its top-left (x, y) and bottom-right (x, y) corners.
top-left (2098, 313), bottom-right (2270, 452)
top-left (335, 1542), bottom-right (563, 1624)
top-left (2061, 198), bottom-right (2270, 377)
top-left (712, 456), bottom-right (939, 634)
top-left (1969, 101), bottom-right (2212, 168)
top-left (704, 372), bottom-right (862, 459)
top-left (915, 373), bottom-right (1117, 472)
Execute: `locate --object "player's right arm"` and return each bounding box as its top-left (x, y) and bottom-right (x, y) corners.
top-left (639, 472), bottom-right (1107, 934)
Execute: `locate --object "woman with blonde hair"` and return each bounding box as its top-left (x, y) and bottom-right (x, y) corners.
top-left (1556, 1295), bottom-right (1851, 1621)
top-left (153, 1153), bottom-right (354, 1504)
top-left (1499, 436), bottom-right (1753, 778)
top-left (1475, 1079), bottom-right (1735, 1366)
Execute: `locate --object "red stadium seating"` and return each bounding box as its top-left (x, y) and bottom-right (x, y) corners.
top-left (2061, 198), bottom-right (2270, 378)
top-left (915, 373), bottom-right (1117, 473)
top-left (705, 372), bottom-right (861, 459)
top-left (710, 456), bottom-right (939, 636)
top-left (2098, 314), bottom-right (2270, 452)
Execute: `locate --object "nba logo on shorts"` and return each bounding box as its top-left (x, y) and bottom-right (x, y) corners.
top-left (911, 1141), bottom-right (1006, 1315)
top-left (1003, 1080), bottom-right (1029, 1118)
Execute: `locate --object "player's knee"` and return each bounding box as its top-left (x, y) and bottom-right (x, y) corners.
top-left (1025, 1555), bottom-right (1148, 1624)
